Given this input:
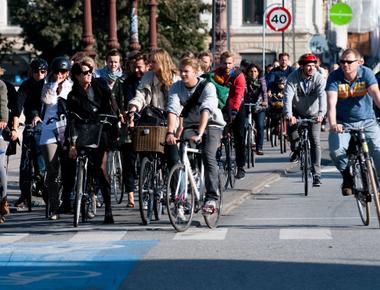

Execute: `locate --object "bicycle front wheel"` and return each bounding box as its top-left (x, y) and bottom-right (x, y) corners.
top-left (138, 157), bottom-right (155, 225)
top-left (303, 143), bottom-right (310, 196)
top-left (166, 163), bottom-right (194, 232)
top-left (204, 169), bottom-right (223, 228)
top-left (225, 137), bottom-right (236, 189)
top-left (110, 150), bottom-right (124, 204)
top-left (73, 160), bottom-right (85, 227)
top-left (366, 158), bottom-right (380, 226)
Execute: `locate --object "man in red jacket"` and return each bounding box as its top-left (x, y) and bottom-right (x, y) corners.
top-left (214, 51), bottom-right (247, 179)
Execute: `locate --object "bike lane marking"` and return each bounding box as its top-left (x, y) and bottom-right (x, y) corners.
top-left (69, 230), bottom-right (126, 242)
top-left (0, 233), bottom-right (29, 243)
top-left (0, 240), bottom-right (158, 290)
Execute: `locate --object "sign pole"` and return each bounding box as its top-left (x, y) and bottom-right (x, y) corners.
top-left (281, 0), bottom-right (285, 53)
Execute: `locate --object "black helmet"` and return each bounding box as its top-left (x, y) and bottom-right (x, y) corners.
top-left (51, 57), bottom-right (71, 72)
top-left (30, 58), bottom-right (48, 71)
top-left (275, 75), bottom-right (287, 85)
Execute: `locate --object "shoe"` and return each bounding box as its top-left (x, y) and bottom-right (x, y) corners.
top-left (104, 206), bottom-right (114, 224)
top-left (341, 171), bottom-right (353, 196)
top-left (177, 205), bottom-right (186, 222)
top-left (256, 150), bottom-right (264, 155)
top-left (321, 124), bottom-right (326, 132)
top-left (202, 200), bottom-right (217, 215)
top-left (289, 151), bottom-right (299, 163)
top-left (14, 197), bottom-right (28, 209)
top-left (1, 199), bottom-right (10, 216)
top-left (0, 216), bottom-right (4, 224)
top-left (126, 192), bottom-right (135, 208)
top-left (313, 175), bottom-right (321, 187)
top-left (235, 167), bottom-right (246, 179)
top-left (48, 214), bottom-right (59, 220)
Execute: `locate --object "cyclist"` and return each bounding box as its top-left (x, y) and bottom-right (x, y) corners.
top-left (326, 48), bottom-right (380, 196)
top-left (283, 53), bottom-right (327, 187)
top-left (267, 52), bottom-right (295, 96)
top-left (166, 56), bottom-right (225, 213)
top-left (40, 57), bottom-right (73, 220)
top-left (121, 53), bottom-right (150, 208)
top-left (14, 58), bottom-right (48, 209)
top-left (0, 79), bottom-right (9, 223)
top-left (198, 51), bottom-right (213, 74)
top-left (127, 48), bottom-right (181, 169)
top-left (67, 56), bottom-right (118, 224)
top-left (268, 76), bottom-right (286, 138)
top-left (244, 63), bottom-right (268, 155)
top-left (213, 51), bottom-right (246, 179)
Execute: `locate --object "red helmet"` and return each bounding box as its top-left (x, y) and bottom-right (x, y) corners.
top-left (298, 53), bottom-right (317, 65)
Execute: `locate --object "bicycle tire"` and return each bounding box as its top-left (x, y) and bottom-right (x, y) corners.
top-left (227, 137), bottom-right (236, 189)
top-left (73, 159), bottom-right (85, 227)
top-left (246, 127), bottom-right (252, 169)
top-left (204, 169), bottom-right (223, 228)
top-left (153, 164), bottom-right (166, 221)
top-left (366, 158), bottom-right (380, 226)
top-left (166, 163), bottom-right (194, 232)
top-left (27, 180), bottom-right (33, 212)
top-left (138, 157), bottom-right (155, 225)
top-left (303, 142), bottom-right (310, 196)
top-left (354, 160), bottom-right (370, 226)
top-left (110, 150), bottom-right (124, 204)
top-left (280, 120), bottom-right (285, 154)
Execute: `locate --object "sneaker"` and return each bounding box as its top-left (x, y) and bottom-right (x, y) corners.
top-left (321, 124), bottom-right (326, 132)
top-left (289, 151), bottom-right (299, 163)
top-left (202, 200), bottom-right (217, 215)
top-left (48, 214), bottom-right (59, 220)
top-left (256, 149), bottom-right (264, 156)
top-left (14, 197), bottom-right (28, 209)
top-left (177, 205), bottom-right (186, 222)
top-left (313, 175), bottom-right (321, 187)
top-left (0, 216), bottom-right (5, 224)
top-left (1, 199), bottom-right (10, 216)
top-left (235, 167), bottom-right (246, 179)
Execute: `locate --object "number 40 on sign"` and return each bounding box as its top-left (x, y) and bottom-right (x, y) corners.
top-left (266, 7), bottom-right (292, 32)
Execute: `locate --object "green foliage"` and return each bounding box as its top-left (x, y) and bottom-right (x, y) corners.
top-left (8, 0), bottom-right (211, 65)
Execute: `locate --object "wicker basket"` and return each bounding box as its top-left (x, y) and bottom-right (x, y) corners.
top-left (133, 126), bottom-right (167, 153)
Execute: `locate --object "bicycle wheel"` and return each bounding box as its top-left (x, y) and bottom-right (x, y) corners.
top-left (110, 150), bottom-right (124, 204)
top-left (166, 163), bottom-right (194, 232)
top-left (303, 142), bottom-right (310, 196)
top-left (138, 157), bottom-right (155, 225)
top-left (354, 161), bottom-right (370, 226)
top-left (73, 159), bottom-right (85, 227)
top-left (204, 169), bottom-right (223, 228)
top-left (153, 163), bottom-right (166, 221)
top-left (27, 179), bottom-right (33, 212)
top-left (250, 127), bottom-right (256, 168)
top-left (280, 120), bottom-right (285, 154)
top-left (226, 137), bottom-right (236, 189)
top-left (246, 127), bottom-right (252, 169)
top-left (366, 158), bottom-right (380, 226)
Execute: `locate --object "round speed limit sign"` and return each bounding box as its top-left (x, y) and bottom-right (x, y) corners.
top-left (266, 7), bottom-right (292, 32)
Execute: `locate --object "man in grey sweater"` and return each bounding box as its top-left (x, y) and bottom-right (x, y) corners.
top-left (283, 53), bottom-right (327, 187)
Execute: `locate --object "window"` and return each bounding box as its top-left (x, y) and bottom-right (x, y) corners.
top-left (243, 0), bottom-right (264, 25)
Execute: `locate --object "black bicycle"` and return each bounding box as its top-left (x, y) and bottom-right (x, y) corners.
top-left (296, 118), bottom-right (314, 196)
top-left (244, 103), bottom-right (256, 168)
top-left (216, 124), bottom-right (236, 190)
top-left (344, 126), bottom-right (380, 226)
top-left (20, 124), bottom-right (45, 213)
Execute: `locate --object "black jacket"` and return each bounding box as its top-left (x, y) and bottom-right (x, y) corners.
top-left (17, 78), bottom-right (44, 123)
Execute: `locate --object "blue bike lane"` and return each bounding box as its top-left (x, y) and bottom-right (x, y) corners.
top-left (0, 240), bottom-right (158, 290)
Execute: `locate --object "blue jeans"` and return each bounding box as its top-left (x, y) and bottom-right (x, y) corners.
top-left (328, 119), bottom-right (380, 174)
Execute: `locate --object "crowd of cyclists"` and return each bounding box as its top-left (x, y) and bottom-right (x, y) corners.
top-left (1, 46), bottom-right (380, 226)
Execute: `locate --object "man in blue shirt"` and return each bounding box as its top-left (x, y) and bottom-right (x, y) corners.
top-left (326, 48), bottom-right (380, 196)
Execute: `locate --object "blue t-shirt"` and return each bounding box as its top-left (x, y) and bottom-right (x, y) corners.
top-left (326, 66), bottom-right (377, 123)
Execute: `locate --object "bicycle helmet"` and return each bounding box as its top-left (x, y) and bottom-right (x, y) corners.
top-left (275, 75), bottom-right (287, 85)
top-left (51, 57), bottom-right (71, 72)
top-left (30, 58), bottom-right (48, 71)
top-left (298, 53), bottom-right (318, 65)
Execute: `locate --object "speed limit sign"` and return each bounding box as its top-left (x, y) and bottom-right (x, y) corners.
top-left (266, 7), bottom-right (292, 32)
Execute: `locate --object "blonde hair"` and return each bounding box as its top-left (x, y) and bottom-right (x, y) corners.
top-left (180, 57), bottom-right (200, 72)
top-left (150, 48), bottom-right (178, 94)
top-left (220, 51), bottom-right (234, 63)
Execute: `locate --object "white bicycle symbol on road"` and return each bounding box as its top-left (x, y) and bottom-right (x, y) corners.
top-left (0, 269), bottom-right (101, 286)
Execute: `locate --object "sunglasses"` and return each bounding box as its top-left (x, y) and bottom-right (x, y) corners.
top-left (53, 69), bottom-right (68, 75)
top-left (81, 69), bottom-right (93, 76)
top-left (33, 69), bottom-right (47, 74)
top-left (339, 59), bottom-right (357, 64)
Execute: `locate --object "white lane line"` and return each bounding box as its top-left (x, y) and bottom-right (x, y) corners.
top-left (245, 217), bottom-right (361, 221)
top-left (321, 167), bottom-right (339, 173)
top-left (280, 228), bottom-right (332, 240)
top-left (174, 228), bottom-right (227, 240)
top-left (69, 231), bottom-right (127, 242)
top-left (0, 233), bottom-right (29, 243)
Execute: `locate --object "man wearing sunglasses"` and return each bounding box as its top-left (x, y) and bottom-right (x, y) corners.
top-left (14, 58), bottom-right (48, 209)
top-left (327, 48), bottom-right (380, 196)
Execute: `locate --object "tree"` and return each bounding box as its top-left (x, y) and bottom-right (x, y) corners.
top-left (8, 0), bottom-right (210, 64)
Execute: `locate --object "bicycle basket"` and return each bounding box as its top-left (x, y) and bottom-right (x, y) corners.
top-left (133, 126), bottom-right (167, 153)
top-left (74, 122), bottom-right (104, 148)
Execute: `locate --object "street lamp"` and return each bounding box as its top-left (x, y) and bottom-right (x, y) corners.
top-left (148, 0), bottom-right (158, 51)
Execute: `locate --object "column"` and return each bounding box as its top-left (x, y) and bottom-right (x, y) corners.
top-left (148, 0), bottom-right (158, 51)
top-left (108, 0), bottom-right (120, 50)
top-left (129, 0), bottom-right (141, 52)
top-left (214, 0), bottom-right (228, 64)
top-left (82, 0), bottom-right (96, 58)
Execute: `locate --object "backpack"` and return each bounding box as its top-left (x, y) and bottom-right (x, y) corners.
top-left (202, 72), bottom-right (229, 110)
top-left (138, 105), bottom-right (167, 126)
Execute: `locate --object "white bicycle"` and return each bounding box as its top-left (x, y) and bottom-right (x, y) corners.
top-left (166, 138), bottom-right (223, 232)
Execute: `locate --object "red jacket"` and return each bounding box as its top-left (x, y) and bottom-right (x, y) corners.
top-left (214, 67), bottom-right (246, 111)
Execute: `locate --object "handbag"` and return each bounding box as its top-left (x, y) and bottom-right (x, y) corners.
top-left (53, 114), bottom-right (67, 147)
top-left (1, 127), bottom-right (12, 142)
